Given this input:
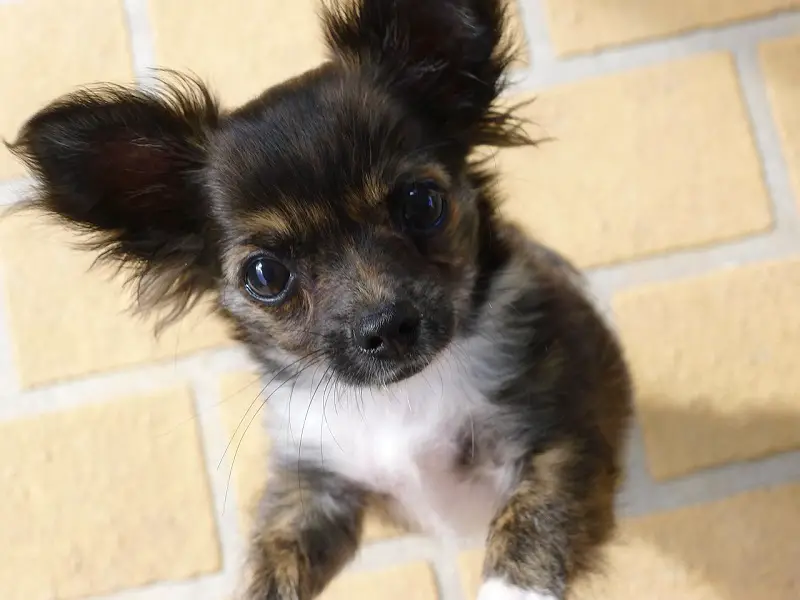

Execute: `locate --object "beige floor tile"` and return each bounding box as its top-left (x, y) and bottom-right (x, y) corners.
top-left (459, 485), bottom-right (800, 599)
top-left (320, 562), bottom-right (438, 600)
top-left (612, 258), bottom-right (800, 480)
top-left (494, 53), bottom-right (771, 268)
top-left (0, 211), bottom-right (234, 389)
top-left (760, 36), bottom-right (800, 204)
top-left (148, 0), bottom-right (326, 107)
top-left (0, 387), bottom-right (220, 600)
top-left (218, 372), bottom-right (403, 542)
top-left (0, 0), bottom-right (134, 180)
top-left (542, 0), bottom-right (800, 56)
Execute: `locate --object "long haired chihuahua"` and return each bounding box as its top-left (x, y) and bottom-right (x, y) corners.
top-left (9, 0), bottom-right (632, 598)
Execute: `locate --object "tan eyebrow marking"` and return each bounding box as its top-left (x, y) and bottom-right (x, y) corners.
top-left (237, 202), bottom-right (335, 238)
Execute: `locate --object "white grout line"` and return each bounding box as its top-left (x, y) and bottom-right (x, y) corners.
top-left (122, 0), bottom-right (159, 86)
top-left (622, 447), bottom-right (800, 518)
top-left (586, 228), bottom-right (800, 298)
top-left (734, 45), bottom-right (800, 236)
top-left (515, 0), bottom-right (556, 67)
top-left (0, 345), bottom-right (254, 420)
top-left (614, 421), bottom-right (656, 514)
top-left (0, 177), bottom-right (30, 205)
top-left (432, 546), bottom-right (470, 600)
top-left (0, 262), bottom-right (21, 396)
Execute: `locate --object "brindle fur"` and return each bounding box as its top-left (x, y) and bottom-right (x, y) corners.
top-left (247, 463), bottom-right (366, 600)
top-left (8, 1), bottom-right (632, 599)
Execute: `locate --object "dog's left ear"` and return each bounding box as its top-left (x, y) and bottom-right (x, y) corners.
top-left (323, 0), bottom-right (530, 149)
top-left (7, 75), bottom-right (221, 320)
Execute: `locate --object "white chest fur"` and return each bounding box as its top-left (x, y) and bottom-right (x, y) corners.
top-left (266, 346), bottom-right (516, 539)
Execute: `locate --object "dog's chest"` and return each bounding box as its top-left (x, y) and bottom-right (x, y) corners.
top-left (269, 352), bottom-right (515, 538)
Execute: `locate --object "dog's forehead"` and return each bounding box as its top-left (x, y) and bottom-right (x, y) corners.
top-left (208, 68), bottom-right (432, 241)
top-left (213, 71), bottom-right (418, 187)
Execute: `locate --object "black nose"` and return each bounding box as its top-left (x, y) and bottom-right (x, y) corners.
top-left (353, 301), bottom-right (421, 358)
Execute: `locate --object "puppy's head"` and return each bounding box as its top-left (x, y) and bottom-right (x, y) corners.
top-left (9, 0), bottom-right (533, 386)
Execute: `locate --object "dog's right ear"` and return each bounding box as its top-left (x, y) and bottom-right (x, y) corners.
top-left (7, 74), bottom-right (221, 320)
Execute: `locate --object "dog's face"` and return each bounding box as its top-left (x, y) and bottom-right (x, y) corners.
top-left (213, 72), bottom-right (483, 385)
top-left (10, 0), bottom-right (532, 386)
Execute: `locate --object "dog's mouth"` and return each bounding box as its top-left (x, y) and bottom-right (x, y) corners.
top-left (364, 351), bottom-right (439, 386)
top-left (333, 351), bottom-right (436, 387)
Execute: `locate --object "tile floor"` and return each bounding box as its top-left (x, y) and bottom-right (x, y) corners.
top-left (1, 1), bottom-right (799, 599)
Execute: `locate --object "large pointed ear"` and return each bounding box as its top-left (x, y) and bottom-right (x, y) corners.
top-left (7, 74), bottom-right (221, 321)
top-left (322, 0), bottom-right (532, 149)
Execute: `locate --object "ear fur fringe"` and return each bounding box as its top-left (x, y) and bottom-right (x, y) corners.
top-left (5, 70), bottom-right (221, 329)
top-left (322, 0), bottom-right (540, 149)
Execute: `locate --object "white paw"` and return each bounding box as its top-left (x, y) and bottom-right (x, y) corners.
top-left (476, 578), bottom-right (558, 600)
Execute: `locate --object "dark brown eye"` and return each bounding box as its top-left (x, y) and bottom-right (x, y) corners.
top-left (243, 255), bottom-right (292, 303)
top-left (400, 181), bottom-right (446, 232)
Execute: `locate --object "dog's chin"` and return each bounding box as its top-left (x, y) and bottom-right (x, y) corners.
top-left (337, 350), bottom-right (441, 387)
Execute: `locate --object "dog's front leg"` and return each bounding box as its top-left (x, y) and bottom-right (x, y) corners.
top-left (245, 463), bottom-right (366, 600)
top-left (478, 440), bottom-right (618, 600)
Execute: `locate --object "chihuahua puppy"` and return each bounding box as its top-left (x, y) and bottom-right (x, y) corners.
top-left (9, 0), bottom-right (632, 598)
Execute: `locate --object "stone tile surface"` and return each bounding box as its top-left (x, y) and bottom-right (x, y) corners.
top-left (0, 211), bottom-right (233, 389)
top-left (543, 0), bottom-right (800, 56)
top-left (496, 53), bottom-right (772, 268)
top-left (613, 258), bottom-right (800, 480)
top-left (0, 387), bottom-right (220, 600)
top-left (760, 36), bottom-right (800, 204)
